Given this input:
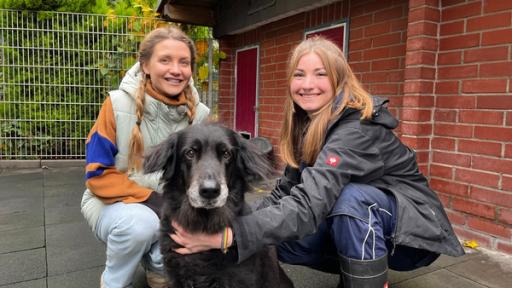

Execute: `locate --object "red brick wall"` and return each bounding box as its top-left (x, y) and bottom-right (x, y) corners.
top-left (217, 37), bottom-right (235, 126)
top-left (401, 0), bottom-right (439, 174)
top-left (348, 0), bottom-right (408, 115)
top-left (430, 0), bottom-right (512, 254)
top-left (217, 0), bottom-right (512, 254)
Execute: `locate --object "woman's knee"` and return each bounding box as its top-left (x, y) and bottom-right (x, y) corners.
top-left (339, 183), bottom-right (380, 203)
top-left (330, 183), bottom-right (396, 233)
top-left (331, 183), bottom-right (375, 216)
top-left (329, 213), bottom-right (389, 260)
top-left (124, 218), bottom-right (159, 246)
top-left (103, 204), bottom-right (160, 247)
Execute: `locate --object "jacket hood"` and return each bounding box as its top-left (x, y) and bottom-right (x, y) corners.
top-left (118, 62), bottom-right (142, 97)
top-left (332, 93), bottom-right (398, 129)
top-left (119, 62), bottom-right (201, 105)
top-left (369, 96), bottom-right (399, 129)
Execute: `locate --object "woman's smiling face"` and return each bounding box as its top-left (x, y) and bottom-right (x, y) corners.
top-left (142, 39), bottom-right (192, 97)
top-left (290, 52), bottom-right (334, 116)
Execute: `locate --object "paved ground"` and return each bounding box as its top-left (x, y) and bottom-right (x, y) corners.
top-left (1, 166), bottom-right (511, 288)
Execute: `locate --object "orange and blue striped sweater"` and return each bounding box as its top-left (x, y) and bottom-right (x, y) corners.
top-left (85, 97), bottom-right (152, 204)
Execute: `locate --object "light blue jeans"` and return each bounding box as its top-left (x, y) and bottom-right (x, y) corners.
top-left (95, 202), bottom-right (164, 288)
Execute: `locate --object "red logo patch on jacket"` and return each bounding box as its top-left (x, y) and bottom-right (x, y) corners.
top-left (326, 154), bottom-right (340, 167)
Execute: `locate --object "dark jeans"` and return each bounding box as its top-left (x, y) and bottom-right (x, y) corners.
top-left (277, 183), bottom-right (439, 273)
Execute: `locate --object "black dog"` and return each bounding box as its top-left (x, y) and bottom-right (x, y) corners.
top-left (144, 123), bottom-right (293, 288)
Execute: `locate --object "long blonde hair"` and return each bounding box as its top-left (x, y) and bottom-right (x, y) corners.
top-left (280, 36), bottom-right (373, 168)
top-left (128, 26), bottom-right (197, 171)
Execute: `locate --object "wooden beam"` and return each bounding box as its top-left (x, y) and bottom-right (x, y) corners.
top-left (163, 3), bottom-right (215, 26)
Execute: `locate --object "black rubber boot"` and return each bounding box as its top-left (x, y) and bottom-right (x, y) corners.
top-left (339, 254), bottom-right (389, 288)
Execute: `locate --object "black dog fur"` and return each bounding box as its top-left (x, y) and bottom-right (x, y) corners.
top-left (144, 123), bottom-right (293, 288)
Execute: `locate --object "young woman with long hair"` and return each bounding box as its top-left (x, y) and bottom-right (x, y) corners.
top-left (81, 25), bottom-right (209, 288)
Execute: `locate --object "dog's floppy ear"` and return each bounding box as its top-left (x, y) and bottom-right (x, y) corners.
top-left (144, 133), bottom-right (178, 178)
top-left (236, 135), bottom-right (275, 182)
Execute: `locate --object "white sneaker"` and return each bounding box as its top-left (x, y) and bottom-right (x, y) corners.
top-left (146, 271), bottom-right (169, 288)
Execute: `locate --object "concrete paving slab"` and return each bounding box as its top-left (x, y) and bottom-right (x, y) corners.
top-left (47, 266), bottom-right (103, 288)
top-left (0, 173), bottom-right (42, 205)
top-left (0, 173), bottom-right (44, 232)
top-left (0, 173), bottom-right (43, 197)
top-left (42, 167), bottom-right (83, 187)
top-left (45, 221), bottom-right (105, 276)
top-left (0, 179), bottom-right (43, 201)
top-left (45, 205), bottom-right (84, 226)
top-left (0, 249), bottom-right (46, 286)
top-left (0, 161), bottom-right (42, 171)
top-left (392, 269), bottom-right (486, 288)
top-left (388, 263), bottom-right (441, 284)
top-left (0, 161), bottom-right (42, 170)
top-left (282, 264), bottom-right (339, 288)
top-left (44, 193), bottom-right (86, 225)
top-left (0, 226), bottom-right (45, 254)
top-left (446, 252), bottom-right (512, 288)
top-left (43, 183), bottom-right (85, 198)
top-left (46, 264), bottom-right (146, 288)
top-left (0, 278), bottom-right (46, 288)
top-left (0, 208), bottom-right (44, 232)
top-left (0, 196), bottom-right (43, 216)
top-left (433, 251), bottom-right (481, 268)
top-left (0, 169), bottom-right (43, 184)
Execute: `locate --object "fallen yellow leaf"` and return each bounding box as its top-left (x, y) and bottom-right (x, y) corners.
top-left (463, 239), bottom-right (479, 249)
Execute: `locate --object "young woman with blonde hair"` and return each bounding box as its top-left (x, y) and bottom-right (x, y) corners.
top-left (81, 25), bottom-right (209, 288)
top-left (169, 37), bottom-right (463, 287)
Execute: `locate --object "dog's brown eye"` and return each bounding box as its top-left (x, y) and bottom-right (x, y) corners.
top-left (185, 149), bottom-right (195, 159)
top-left (223, 150), bottom-right (232, 160)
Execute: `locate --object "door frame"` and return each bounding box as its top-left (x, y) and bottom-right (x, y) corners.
top-left (234, 44), bottom-right (260, 138)
top-left (305, 20), bottom-right (348, 57)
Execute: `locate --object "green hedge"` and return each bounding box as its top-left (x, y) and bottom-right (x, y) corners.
top-left (0, 9), bottom-right (158, 159)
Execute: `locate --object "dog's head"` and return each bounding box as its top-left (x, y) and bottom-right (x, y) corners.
top-left (144, 123), bottom-right (273, 213)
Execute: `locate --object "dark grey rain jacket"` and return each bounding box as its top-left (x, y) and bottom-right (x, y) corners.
top-left (232, 96), bottom-right (464, 263)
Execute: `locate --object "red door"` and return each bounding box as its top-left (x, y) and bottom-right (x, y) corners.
top-left (235, 47), bottom-right (258, 138)
top-left (305, 23), bottom-right (346, 53)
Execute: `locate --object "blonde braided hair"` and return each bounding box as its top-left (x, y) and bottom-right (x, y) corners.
top-left (184, 85), bottom-right (196, 124)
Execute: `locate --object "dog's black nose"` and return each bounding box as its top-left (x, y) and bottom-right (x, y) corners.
top-left (199, 179), bottom-right (221, 200)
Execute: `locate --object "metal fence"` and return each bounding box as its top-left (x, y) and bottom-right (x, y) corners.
top-left (0, 9), bottom-right (217, 160)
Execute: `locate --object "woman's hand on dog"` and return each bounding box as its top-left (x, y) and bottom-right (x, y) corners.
top-left (170, 221), bottom-right (233, 254)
